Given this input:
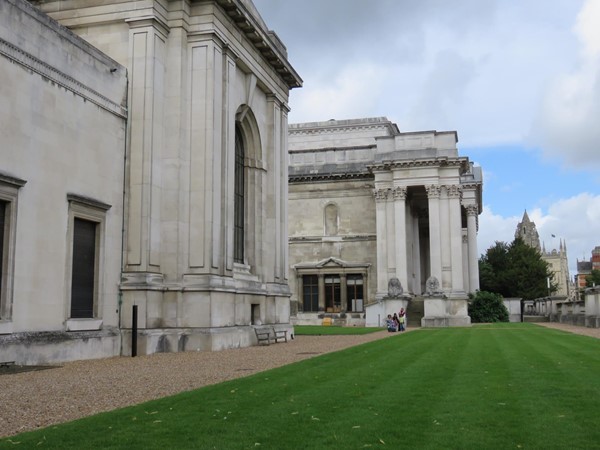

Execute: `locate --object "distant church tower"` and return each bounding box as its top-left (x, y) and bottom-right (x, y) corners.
top-left (515, 210), bottom-right (541, 251)
top-left (514, 210), bottom-right (572, 298)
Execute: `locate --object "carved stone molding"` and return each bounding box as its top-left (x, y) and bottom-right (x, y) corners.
top-left (392, 186), bottom-right (407, 200)
top-left (373, 188), bottom-right (390, 202)
top-left (0, 38), bottom-right (127, 119)
top-left (425, 185), bottom-right (441, 199)
top-left (465, 204), bottom-right (479, 216)
top-left (445, 184), bottom-right (462, 198)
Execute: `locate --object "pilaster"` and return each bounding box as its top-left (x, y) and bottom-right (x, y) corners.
top-left (124, 17), bottom-right (168, 273)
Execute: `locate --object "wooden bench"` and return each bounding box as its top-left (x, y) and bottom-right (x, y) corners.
top-left (254, 327), bottom-right (289, 345)
top-left (255, 327), bottom-right (273, 345)
top-left (272, 328), bottom-right (288, 343)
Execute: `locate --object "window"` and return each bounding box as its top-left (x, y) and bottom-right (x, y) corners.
top-left (347, 274), bottom-right (364, 312)
top-left (324, 275), bottom-right (341, 313)
top-left (302, 275), bottom-right (319, 312)
top-left (66, 194), bottom-right (110, 324)
top-left (0, 174), bottom-right (25, 325)
top-left (0, 200), bottom-right (7, 319)
top-left (70, 218), bottom-right (97, 318)
top-left (234, 125), bottom-right (245, 263)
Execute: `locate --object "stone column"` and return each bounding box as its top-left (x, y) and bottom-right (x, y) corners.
top-left (340, 273), bottom-right (348, 312)
top-left (393, 186), bottom-right (408, 291)
top-left (412, 213), bottom-right (421, 294)
top-left (447, 185), bottom-right (464, 294)
top-left (318, 274), bottom-right (325, 312)
top-left (296, 274), bottom-right (303, 312)
top-left (425, 185), bottom-right (442, 284)
top-left (374, 188), bottom-right (390, 295)
top-left (465, 204), bottom-right (480, 292)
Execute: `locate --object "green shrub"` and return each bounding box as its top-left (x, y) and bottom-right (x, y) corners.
top-left (469, 290), bottom-right (509, 323)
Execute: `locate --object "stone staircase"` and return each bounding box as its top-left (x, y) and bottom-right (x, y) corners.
top-left (406, 298), bottom-right (425, 327)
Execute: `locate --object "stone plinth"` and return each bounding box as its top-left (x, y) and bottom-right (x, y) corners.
top-left (422, 295), bottom-right (470, 327)
top-left (365, 296), bottom-right (411, 327)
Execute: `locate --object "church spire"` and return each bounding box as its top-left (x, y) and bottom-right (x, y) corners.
top-left (515, 210), bottom-right (541, 252)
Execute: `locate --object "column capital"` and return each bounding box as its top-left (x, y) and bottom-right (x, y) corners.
top-left (373, 188), bottom-right (390, 202)
top-left (425, 185), bottom-right (441, 199)
top-left (445, 184), bottom-right (462, 198)
top-left (465, 204), bottom-right (479, 216)
top-left (392, 186), bottom-right (407, 200)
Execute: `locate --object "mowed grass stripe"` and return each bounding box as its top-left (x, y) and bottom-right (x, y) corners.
top-left (1, 324), bottom-right (599, 449)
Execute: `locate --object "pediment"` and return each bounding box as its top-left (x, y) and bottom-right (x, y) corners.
top-left (294, 257), bottom-right (371, 270)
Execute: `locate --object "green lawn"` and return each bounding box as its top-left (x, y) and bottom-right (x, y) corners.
top-left (2, 323), bottom-right (600, 449)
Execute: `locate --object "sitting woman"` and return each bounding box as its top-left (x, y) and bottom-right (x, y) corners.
top-left (386, 314), bottom-right (397, 332)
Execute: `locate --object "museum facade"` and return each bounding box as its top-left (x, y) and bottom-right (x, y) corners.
top-left (0, 0), bottom-right (300, 364)
top-left (288, 118), bottom-right (483, 327)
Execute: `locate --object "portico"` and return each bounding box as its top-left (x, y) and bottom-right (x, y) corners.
top-left (288, 118), bottom-right (482, 327)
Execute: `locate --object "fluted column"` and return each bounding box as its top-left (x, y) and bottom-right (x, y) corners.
top-left (447, 185), bottom-right (464, 293)
top-left (373, 188), bottom-right (390, 294)
top-left (426, 185), bottom-right (442, 284)
top-left (465, 204), bottom-right (480, 292)
top-left (393, 186), bottom-right (408, 291)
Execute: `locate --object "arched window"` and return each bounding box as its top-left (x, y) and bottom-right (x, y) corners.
top-left (234, 124), bottom-right (245, 263)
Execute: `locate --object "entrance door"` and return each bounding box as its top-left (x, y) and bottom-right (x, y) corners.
top-left (324, 275), bottom-right (341, 312)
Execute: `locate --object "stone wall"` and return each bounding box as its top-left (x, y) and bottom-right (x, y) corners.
top-left (0, 0), bottom-right (127, 363)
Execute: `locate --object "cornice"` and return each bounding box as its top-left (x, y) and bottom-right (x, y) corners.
top-left (0, 37), bottom-right (127, 119)
top-left (289, 171), bottom-right (373, 184)
top-left (215, 0), bottom-right (302, 89)
top-left (289, 144), bottom-right (376, 154)
top-left (368, 157), bottom-right (467, 171)
top-left (289, 122), bottom-right (392, 137)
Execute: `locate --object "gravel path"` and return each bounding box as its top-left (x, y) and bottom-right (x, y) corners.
top-left (1, 323), bottom-right (598, 438)
top-left (0, 331), bottom-right (395, 438)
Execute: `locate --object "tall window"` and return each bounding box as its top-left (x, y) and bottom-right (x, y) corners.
top-left (234, 125), bottom-right (245, 263)
top-left (324, 275), bottom-right (341, 312)
top-left (0, 175), bottom-right (25, 323)
top-left (67, 194), bottom-right (110, 325)
top-left (347, 274), bottom-right (364, 312)
top-left (0, 200), bottom-right (6, 318)
top-left (302, 275), bottom-right (319, 312)
top-left (70, 218), bottom-right (98, 318)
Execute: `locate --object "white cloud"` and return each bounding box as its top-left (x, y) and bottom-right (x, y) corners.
top-left (529, 0), bottom-right (600, 169)
top-left (290, 63), bottom-right (389, 123)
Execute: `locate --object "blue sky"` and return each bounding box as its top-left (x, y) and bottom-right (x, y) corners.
top-left (254, 0), bottom-right (600, 276)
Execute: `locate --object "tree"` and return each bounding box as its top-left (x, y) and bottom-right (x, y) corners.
top-left (479, 237), bottom-right (557, 300)
top-left (586, 269), bottom-right (600, 287)
top-left (468, 291), bottom-right (509, 323)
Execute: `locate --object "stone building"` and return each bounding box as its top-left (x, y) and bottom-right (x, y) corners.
top-left (288, 118), bottom-right (483, 328)
top-left (1, 0), bottom-right (300, 364)
top-left (576, 246), bottom-right (600, 289)
top-left (514, 211), bottom-right (572, 298)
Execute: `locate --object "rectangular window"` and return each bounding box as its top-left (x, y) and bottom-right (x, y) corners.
top-left (66, 194), bottom-right (110, 326)
top-left (0, 175), bottom-right (25, 325)
top-left (0, 200), bottom-right (6, 319)
top-left (347, 274), bottom-right (364, 312)
top-left (324, 275), bottom-right (341, 313)
top-left (70, 218), bottom-right (98, 318)
top-left (302, 275), bottom-right (319, 312)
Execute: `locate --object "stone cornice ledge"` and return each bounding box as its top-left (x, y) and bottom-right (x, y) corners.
top-left (0, 37), bottom-right (127, 119)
